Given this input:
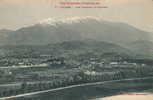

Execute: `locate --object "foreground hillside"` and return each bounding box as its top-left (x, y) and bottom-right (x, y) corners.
top-left (0, 40), bottom-right (138, 68)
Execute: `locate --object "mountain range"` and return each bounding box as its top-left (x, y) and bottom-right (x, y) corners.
top-left (0, 16), bottom-right (152, 58)
top-left (0, 16), bottom-right (151, 45)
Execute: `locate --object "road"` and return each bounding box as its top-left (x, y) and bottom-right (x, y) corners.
top-left (0, 76), bottom-right (153, 100)
top-left (0, 81), bottom-right (53, 88)
top-left (0, 65), bottom-right (47, 69)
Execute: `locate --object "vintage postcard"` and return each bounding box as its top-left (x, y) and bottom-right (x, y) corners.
top-left (0, 0), bottom-right (153, 100)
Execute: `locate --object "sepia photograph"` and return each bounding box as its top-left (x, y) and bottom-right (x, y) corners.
top-left (0, 0), bottom-right (153, 100)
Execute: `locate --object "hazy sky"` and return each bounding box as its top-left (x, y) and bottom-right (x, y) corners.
top-left (0, 0), bottom-right (152, 32)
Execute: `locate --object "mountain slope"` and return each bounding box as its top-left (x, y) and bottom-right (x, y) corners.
top-left (126, 40), bottom-right (153, 57)
top-left (0, 29), bottom-right (13, 45)
top-left (2, 17), bottom-right (151, 45)
top-left (1, 40), bottom-right (137, 60)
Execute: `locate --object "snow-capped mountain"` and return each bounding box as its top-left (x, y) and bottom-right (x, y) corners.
top-left (0, 16), bottom-right (151, 45)
top-left (39, 16), bottom-right (102, 26)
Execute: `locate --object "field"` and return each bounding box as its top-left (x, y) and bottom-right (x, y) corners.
top-left (0, 43), bottom-right (153, 99)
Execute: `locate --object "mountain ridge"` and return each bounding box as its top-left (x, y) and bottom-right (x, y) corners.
top-left (0, 17), bottom-right (151, 46)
